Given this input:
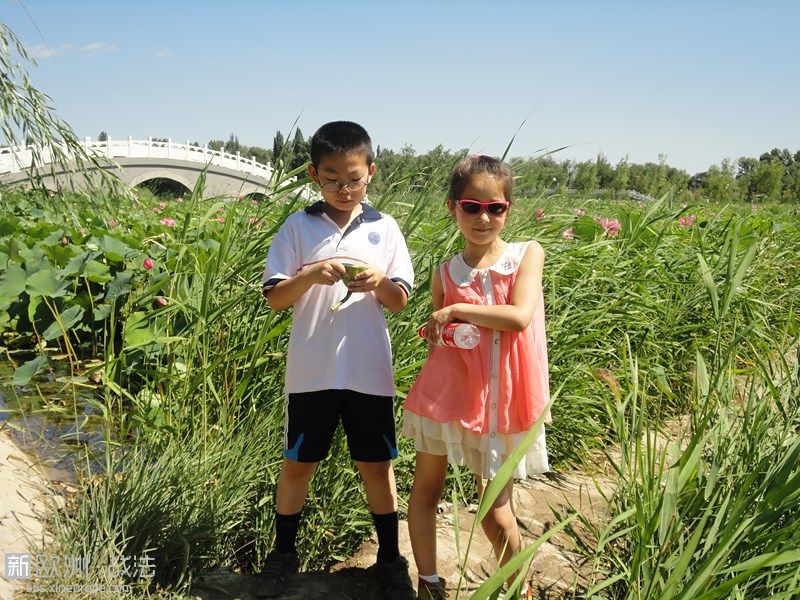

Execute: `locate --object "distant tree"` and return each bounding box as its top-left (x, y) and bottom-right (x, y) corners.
top-left (736, 157), bottom-right (759, 199)
top-left (628, 163), bottom-right (659, 196)
top-left (760, 148), bottom-right (793, 168)
top-left (572, 160), bottom-right (598, 193)
top-left (370, 144), bottom-right (464, 195)
top-left (511, 156), bottom-right (559, 193)
top-left (245, 145), bottom-right (272, 166)
top-left (655, 154), bottom-right (670, 196)
top-left (737, 157), bottom-right (759, 179)
top-left (595, 153), bottom-right (615, 189)
top-left (785, 166), bottom-right (800, 202)
top-left (664, 165), bottom-right (690, 194)
top-left (208, 139), bottom-right (224, 151)
top-left (750, 161), bottom-right (784, 201)
top-left (688, 171), bottom-right (707, 191)
top-left (289, 128), bottom-right (310, 171)
top-left (756, 148), bottom-right (798, 202)
top-left (272, 131), bottom-right (286, 163)
top-left (612, 158), bottom-right (630, 191)
top-left (705, 159), bottom-right (739, 201)
top-left (223, 133), bottom-right (241, 154)
top-left (97, 131), bottom-right (108, 141)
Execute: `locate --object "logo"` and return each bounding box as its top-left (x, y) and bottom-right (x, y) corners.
top-left (5, 553), bottom-right (31, 579)
top-left (368, 231), bottom-right (380, 245)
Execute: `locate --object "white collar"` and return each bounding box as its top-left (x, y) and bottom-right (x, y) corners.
top-left (448, 242), bottom-right (523, 286)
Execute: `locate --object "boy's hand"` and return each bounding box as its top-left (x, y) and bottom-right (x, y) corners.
top-left (308, 260), bottom-right (347, 285)
top-left (346, 265), bottom-right (387, 293)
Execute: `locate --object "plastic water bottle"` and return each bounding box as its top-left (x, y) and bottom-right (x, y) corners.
top-left (418, 323), bottom-right (481, 349)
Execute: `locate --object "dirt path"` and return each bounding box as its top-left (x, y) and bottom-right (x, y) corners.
top-left (193, 470), bottom-right (612, 600)
top-left (0, 429), bottom-right (50, 598)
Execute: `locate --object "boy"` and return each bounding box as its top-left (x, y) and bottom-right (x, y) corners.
top-left (255, 121), bottom-right (415, 599)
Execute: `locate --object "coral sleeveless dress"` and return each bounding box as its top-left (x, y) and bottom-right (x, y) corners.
top-left (403, 241), bottom-right (550, 479)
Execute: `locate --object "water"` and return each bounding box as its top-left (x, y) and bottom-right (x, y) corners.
top-left (0, 358), bottom-right (111, 481)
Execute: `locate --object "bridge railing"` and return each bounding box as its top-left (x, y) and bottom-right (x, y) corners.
top-left (0, 136), bottom-right (273, 180)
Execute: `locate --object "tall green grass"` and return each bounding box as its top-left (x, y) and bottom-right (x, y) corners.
top-left (8, 172), bottom-right (799, 597)
top-left (578, 338), bottom-right (800, 599)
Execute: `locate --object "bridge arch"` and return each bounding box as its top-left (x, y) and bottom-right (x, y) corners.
top-left (129, 170), bottom-right (194, 194)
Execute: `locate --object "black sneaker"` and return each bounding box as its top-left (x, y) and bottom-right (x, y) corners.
top-left (417, 578), bottom-right (448, 600)
top-left (252, 550), bottom-right (299, 598)
top-left (369, 555), bottom-right (414, 600)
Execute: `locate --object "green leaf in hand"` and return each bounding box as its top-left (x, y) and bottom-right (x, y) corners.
top-left (331, 264), bottom-right (366, 311)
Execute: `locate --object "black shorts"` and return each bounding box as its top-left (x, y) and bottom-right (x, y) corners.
top-left (283, 389), bottom-right (398, 463)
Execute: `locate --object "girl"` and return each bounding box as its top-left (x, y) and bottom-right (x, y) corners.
top-left (403, 155), bottom-right (550, 599)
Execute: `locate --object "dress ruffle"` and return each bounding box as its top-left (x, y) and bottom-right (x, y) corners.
top-left (402, 410), bottom-right (549, 480)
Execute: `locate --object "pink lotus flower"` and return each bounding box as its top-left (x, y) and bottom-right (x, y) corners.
top-left (595, 217), bottom-right (621, 237)
top-left (678, 214), bottom-right (696, 228)
top-left (176, 196), bottom-right (184, 203)
top-left (159, 201), bottom-right (167, 209)
top-left (151, 206), bottom-right (161, 214)
top-left (575, 208), bottom-right (585, 217)
top-left (107, 218), bottom-right (119, 228)
top-left (214, 216), bottom-right (225, 223)
top-left (159, 217), bottom-right (176, 227)
top-left (154, 296), bottom-right (168, 307)
top-left (218, 206), bottom-right (225, 212)
top-left (249, 216), bottom-right (258, 224)
top-left (534, 208), bottom-right (545, 221)
top-left (143, 258), bottom-right (154, 270)
top-left (562, 227), bottom-right (574, 240)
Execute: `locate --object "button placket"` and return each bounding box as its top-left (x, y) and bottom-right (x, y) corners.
top-left (478, 266), bottom-right (502, 460)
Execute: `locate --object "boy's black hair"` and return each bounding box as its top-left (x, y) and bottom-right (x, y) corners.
top-left (309, 121), bottom-right (375, 167)
top-left (447, 154), bottom-right (514, 202)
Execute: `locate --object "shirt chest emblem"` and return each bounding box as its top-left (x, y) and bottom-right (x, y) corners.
top-left (368, 231), bottom-right (381, 245)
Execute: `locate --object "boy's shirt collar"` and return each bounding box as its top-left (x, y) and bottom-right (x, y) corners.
top-left (304, 200), bottom-right (382, 222)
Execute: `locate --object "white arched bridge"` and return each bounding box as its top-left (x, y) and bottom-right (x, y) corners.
top-left (0, 136), bottom-right (275, 197)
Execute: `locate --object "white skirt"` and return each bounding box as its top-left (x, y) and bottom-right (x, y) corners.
top-left (402, 411), bottom-right (549, 480)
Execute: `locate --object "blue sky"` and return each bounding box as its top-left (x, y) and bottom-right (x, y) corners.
top-left (3, 0), bottom-right (799, 174)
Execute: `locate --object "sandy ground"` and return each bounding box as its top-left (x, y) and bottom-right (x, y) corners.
top-left (193, 470), bottom-right (611, 599)
top-left (0, 429), bottom-right (49, 599)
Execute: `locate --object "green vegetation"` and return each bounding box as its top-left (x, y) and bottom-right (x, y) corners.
top-left (131, 127), bottom-right (800, 205)
top-left (2, 176), bottom-right (799, 597)
top-left (172, 128), bottom-right (800, 205)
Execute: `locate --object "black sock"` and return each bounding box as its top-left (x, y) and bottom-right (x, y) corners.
top-left (275, 511), bottom-right (302, 554)
top-left (372, 511), bottom-right (400, 562)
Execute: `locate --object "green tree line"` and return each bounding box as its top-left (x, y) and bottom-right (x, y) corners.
top-left (106, 126), bottom-right (800, 202)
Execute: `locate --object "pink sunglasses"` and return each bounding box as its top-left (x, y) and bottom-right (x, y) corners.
top-left (455, 198), bottom-right (510, 215)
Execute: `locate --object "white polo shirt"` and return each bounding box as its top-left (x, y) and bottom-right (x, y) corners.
top-left (262, 201), bottom-right (414, 397)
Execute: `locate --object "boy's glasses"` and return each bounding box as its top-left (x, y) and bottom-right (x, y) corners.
top-left (455, 198), bottom-right (510, 216)
top-left (319, 175), bottom-right (369, 193)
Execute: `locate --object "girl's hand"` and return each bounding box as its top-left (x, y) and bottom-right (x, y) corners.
top-left (308, 260), bottom-right (347, 285)
top-left (425, 306), bottom-right (456, 344)
top-left (346, 265), bottom-right (386, 293)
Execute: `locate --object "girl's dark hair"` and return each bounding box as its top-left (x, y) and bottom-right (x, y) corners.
top-left (447, 155), bottom-right (513, 202)
top-left (309, 121), bottom-right (374, 167)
